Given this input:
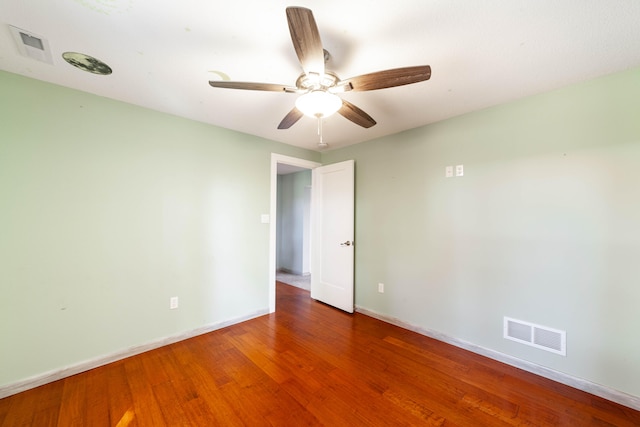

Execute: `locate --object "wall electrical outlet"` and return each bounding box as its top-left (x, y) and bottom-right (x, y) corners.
top-left (170, 296), bottom-right (179, 309)
top-left (456, 164), bottom-right (464, 177)
top-left (445, 166), bottom-right (454, 178)
top-left (378, 283), bottom-right (384, 293)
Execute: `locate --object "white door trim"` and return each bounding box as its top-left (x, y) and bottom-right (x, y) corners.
top-left (269, 154), bottom-right (321, 312)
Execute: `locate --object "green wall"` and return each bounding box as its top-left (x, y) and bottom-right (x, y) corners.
top-left (322, 67), bottom-right (640, 398)
top-left (3, 65), bottom-right (640, 402)
top-left (0, 71), bottom-right (318, 387)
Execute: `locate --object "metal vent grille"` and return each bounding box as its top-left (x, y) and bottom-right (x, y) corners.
top-left (534, 328), bottom-right (563, 352)
top-left (507, 320), bottom-right (531, 342)
top-left (19, 32), bottom-right (44, 50)
top-left (9, 25), bottom-right (53, 64)
top-left (504, 317), bottom-right (566, 356)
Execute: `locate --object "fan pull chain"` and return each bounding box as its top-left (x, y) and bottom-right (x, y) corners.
top-left (316, 115), bottom-right (328, 148)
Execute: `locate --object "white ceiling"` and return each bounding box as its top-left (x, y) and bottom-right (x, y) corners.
top-left (2, 0), bottom-right (640, 152)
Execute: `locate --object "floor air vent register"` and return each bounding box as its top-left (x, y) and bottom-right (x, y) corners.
top-left (504, 317), bottom-right (566, 356)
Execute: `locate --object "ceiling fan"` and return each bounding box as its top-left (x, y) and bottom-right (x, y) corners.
top-left (209, 7), bottom-right (431, 146)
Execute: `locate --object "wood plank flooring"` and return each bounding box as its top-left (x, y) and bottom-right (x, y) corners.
top-left (1, 282), bottom-right (639, 426)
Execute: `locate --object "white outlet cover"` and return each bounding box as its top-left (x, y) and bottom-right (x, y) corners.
top-left (456, 165), bottom-right (464, 177)
top-left (445, 166), bottom-right (454, 178)
top-left (170, 297), bottom-right (178, 309)
top-left (260, 214), bottom-right (270, 223)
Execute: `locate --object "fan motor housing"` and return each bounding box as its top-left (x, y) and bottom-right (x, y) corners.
top-left (296, 71), bottom-right (340, 91)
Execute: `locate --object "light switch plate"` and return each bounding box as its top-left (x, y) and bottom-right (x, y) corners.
top-left (456, 164), bottom-right (464, 177)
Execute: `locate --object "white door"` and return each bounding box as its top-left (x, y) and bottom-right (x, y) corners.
top-left (310, 160), bottom-right (355, 313)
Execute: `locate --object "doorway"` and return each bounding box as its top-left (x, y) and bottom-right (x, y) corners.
top-left (268, 154), bottom-right (320, 312)
top-left (276, 169), bottom-right (311, 289)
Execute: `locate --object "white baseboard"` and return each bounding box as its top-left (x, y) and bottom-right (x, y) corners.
top-left (5, 306), bottom-right (639, 411)
top-left (0, 309), bottom-right (269, 400)
top-left (355, 306), bottom-right (640, 411)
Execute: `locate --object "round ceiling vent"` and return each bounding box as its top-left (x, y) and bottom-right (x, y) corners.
top-left (62, 52), bottom-right (112, 75)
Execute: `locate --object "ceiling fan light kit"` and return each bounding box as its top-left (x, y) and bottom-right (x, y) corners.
top-left (208, 6), bottom-right (431, 147)
top-left (295, 90), bottom-right (342, 118)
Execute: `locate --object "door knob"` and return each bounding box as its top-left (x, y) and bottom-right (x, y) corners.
top-left (340, 240), bottom-right (353, 246)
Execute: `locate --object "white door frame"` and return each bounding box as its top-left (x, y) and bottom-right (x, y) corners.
top-left (269, 154), bottom-right (321, 312)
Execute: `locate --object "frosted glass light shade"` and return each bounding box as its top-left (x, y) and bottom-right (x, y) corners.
top-left (295, 90), bottom-right (342, 118)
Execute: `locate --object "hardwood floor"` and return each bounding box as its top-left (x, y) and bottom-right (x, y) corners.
top-left (1, 282), bottom-right (639, 426)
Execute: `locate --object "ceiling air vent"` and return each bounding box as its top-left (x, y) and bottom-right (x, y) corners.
top-left (504, 317), bottom-right (566, 356)
top-left (9, 25), bottom-right (54, 64)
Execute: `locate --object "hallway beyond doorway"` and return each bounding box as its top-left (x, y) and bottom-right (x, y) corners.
top-left (276, 269), bottom-right (310, 291)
